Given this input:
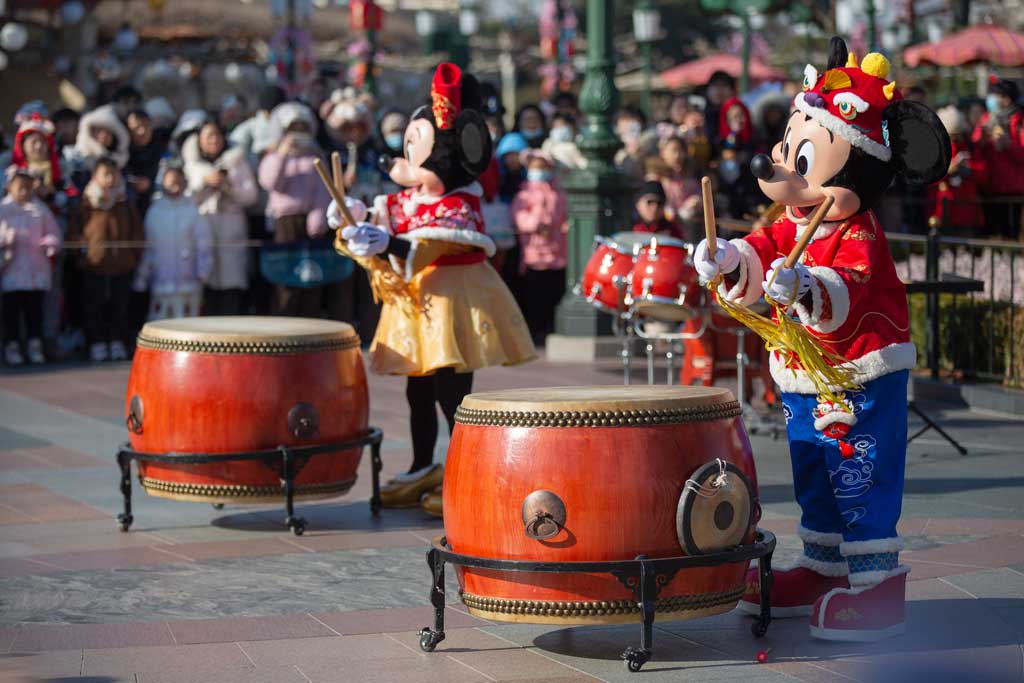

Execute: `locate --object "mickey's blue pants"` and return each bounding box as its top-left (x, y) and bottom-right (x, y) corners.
top-left (781, 370), bottom-right (908, 581)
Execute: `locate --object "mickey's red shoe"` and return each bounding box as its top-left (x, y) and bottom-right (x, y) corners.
top-left (809, 568), bottom-right (908, 641)
top-left (737, 565), bottom-right (849, 618)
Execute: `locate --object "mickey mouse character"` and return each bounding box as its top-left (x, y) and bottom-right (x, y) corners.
top-left (694, 37), bottom-right (951, 641)
top-left (328, 64), bottom-right (536, 517)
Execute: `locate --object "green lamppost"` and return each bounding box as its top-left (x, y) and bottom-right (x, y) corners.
top-left (552, 0), bottom-right (631, 347)
top-left (633, 0), bottom-right (660, 119)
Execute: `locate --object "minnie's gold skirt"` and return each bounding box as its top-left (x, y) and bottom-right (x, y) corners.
top-left (369, 261), bottom-right (537, 376)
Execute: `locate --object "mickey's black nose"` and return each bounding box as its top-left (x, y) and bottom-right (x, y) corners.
top-left (750, 154), bottom-right (774, 181)
top-left (378, 154), bottom-right (396, 174)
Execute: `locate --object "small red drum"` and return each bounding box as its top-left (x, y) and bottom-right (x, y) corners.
top-left (126, 317), bottom-right (369, 503)
top-left (444, 386), bottom-right (758, 625)
top-left (630, 236), bottom-right (702, 321)
top-left (578, 236), bottom-right (636, 314)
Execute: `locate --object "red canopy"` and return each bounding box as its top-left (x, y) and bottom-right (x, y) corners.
top-left (904, 25), bottom-right (1024, 68)
top-left (660, 54), bottom-right (786, 90)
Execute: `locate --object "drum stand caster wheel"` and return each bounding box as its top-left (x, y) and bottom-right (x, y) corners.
top-left (287, 516), bottom-right (306, 536)
top-left (622, 647), bottom-right (651, 672)
top-left (116, 513), bottom-right (133, 532)
top-left (211, 503), bottom-right (224, 510)
top-left (418, 628), bottom-right (444, 652)
top-left (751, 618), bottom-right (770, 638)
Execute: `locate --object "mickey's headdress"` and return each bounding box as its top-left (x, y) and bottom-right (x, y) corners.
top-left (431, 63), bottom-right (462, 131)
top-left (794, 52), bottom-right (899, 162)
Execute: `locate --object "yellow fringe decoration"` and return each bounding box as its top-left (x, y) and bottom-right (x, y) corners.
top-left (708, 278), bottom-right (861, 405)
top-left (332, 231), bottom-right (417, 317)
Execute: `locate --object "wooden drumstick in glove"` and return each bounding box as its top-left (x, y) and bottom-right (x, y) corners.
top-left (701, 176), bottom-right (717, 261)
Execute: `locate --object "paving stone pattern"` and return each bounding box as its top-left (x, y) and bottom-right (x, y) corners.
top-left (0, 359), bottom-right (1022, 682)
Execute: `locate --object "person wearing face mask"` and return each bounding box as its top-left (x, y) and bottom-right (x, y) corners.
top-left (972, 76), bottom-right (1024, 239)
top-left (513, 104), bottom-right (548, 149)
top-left (376, 109), bottom-right (409, 195)
top-left (541, 111), bottom-right (586, 171)
top-left (511, 150), bottom-right (569, 346)
top-left (614, 107), bottom-right (652, 180)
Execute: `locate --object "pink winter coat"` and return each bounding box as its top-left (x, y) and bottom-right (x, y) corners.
top-left (257, 150), bottom-right (331, 238)
top-left (0, 196), bottom-right (61, 292)
top-left (511, 180), bottom-right (569, 271)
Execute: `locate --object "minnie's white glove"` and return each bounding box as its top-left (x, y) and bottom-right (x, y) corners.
top-left (340, 223), bottom-right (389, 257)
top-left (326, 197), bottom-right (368, 230)
top-left (694, 238), bottom-right (741, 284)
top-left (763, 257), bottom-right (813, 306)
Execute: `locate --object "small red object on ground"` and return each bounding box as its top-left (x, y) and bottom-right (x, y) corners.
top-left (756, 649), bottom-right (770, 664)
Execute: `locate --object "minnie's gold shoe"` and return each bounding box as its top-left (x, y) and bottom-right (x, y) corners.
top-left (420, 485), bottom-right (443, 518)
top-left (379, 464), bottom-right (444, 508)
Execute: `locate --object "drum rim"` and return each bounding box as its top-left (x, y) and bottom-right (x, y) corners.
top-left (457, 385), bottom-right (739, 423)
top-left (137, 316), bottom-right (360, 355)
top-left (633, 295), bottom-right (698, 321)
top-left (636, 235), bottom-right (692, 251)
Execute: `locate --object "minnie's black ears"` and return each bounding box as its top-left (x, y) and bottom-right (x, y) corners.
top-left (884, 100), bottom-right (952, 186)
top-left (455, 109), bottom-right (492, 177)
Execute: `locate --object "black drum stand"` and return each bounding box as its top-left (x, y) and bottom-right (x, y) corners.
top-left (418, 530), bottom-right (775, 673)
top-left (115, 427), bottom-right (384, 535)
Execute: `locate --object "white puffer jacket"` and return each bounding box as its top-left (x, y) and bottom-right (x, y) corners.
top-left (182, 134), bottom-right (258, 290)
top-left (134, 194), bottom-right (213, 296)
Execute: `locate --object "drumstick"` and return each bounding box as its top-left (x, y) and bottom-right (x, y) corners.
top-left (313, 158), bottom-right (357, 227)
top-left (701, 176), bottom-right (716, 260)
top-left (331, 151), bottom-right (344, 195)
top-left (784, 196), bottom-right (834, 269)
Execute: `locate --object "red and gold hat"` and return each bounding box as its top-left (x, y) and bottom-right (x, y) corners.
top-left (794, 52), bottom-right (900, 162)
top-left (431, 62), bottom-right (462, 131)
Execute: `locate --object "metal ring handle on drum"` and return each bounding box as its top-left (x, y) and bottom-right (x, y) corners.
top-left (521, 490), bottom-right (566, 541)
top-left (126, 396), bottom-right (144, 435)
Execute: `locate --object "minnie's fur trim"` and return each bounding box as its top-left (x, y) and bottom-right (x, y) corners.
top-left (840, 537), bottom-right (905, 557)
top-left (794, 94), bottom-right (892, 162)
top-left (372, 194), bottom-right (392, 233)
top-left (808, 266), bottom-right (850, 334)
top-left (796, 554), bottom-right (850, 576)
top-left (400, 227), bottom-right (496, 257)
top-left (847, 564), bottom-right (910, 588)
top-left (717, 239), bottom-right (764, 307)
top-left (770, 342), bottom-right (916, 394)
top-left (798, 524), bottom-right (844, 545)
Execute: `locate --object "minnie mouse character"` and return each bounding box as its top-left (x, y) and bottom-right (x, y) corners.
top-left (328, 64), bottom-right (536, 517)
top-left (694, 37), bottom-right (951, 641)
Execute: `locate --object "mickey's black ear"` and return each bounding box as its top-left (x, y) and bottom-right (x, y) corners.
top-left (826, 36), bottom-right (849, 71)
top-left (884, 100), bottom-right (952, 185)
top-left (455, 109), bottom-right (492, 177)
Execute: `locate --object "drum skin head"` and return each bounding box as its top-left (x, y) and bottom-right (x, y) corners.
top-left (676, 460), bottom-right (753, 555)
top-left (461, 385), bottom-right (736, 413)
top-left (140, 316), bottom-right (356, 344)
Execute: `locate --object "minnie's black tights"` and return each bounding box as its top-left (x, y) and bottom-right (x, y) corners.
top-left (405, 368), bottom-right (474, 473)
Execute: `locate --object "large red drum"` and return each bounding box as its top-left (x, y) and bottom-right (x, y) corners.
top-left (629, 236), bottom-right (702, 321)
top-left (126, 317), bottom-right (369, 503)
top-left (444, 386), bottom-right (758, 625)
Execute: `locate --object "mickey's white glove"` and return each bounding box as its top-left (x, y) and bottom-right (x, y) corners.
top-left (763, 257), bottom-right (813, 307)
top-left (340, 223), bottom-right (389, 257)
top-left (326, 197), bottom-right (368, 230)
top-left (694, 238), bottom-right (741, 284)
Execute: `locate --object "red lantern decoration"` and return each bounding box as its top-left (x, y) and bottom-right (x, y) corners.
top-left (350, 0), bottom-right (383, 32)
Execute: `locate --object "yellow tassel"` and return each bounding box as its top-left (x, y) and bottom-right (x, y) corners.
top-left (708, 281), bottom-right (861, 405)
top-left (333, 231), bottom-right (417, 316)
top-left (846, 52), bottom-right (858, 68)
top-left (861, 53), bottom-right (890, 79)
top-left (883, 80), bottom-right (897, 101)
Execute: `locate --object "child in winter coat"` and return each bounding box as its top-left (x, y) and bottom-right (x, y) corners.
top-left (511, 150), bottom-right (569, 346)
top-left (67, 156), bottom-right (144, 362)
top-left (66, 105), bottom-right (130, 192)
top-left (1, 169), bottom-right (61, 365)
top-left (631, 180), bottom-right (685, 240)
top-left (134, 159), bottom-right (213, 320)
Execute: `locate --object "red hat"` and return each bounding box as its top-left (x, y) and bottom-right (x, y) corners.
top-left (11, 113), bottom-right (62, 187)
top-left (794, 52), bottom-right (900, 162)
top-left (431, 63), bottom-right (462, 131)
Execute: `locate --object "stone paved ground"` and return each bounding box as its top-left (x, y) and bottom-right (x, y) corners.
top-left (0, 356), bottom-right (1022, 682)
